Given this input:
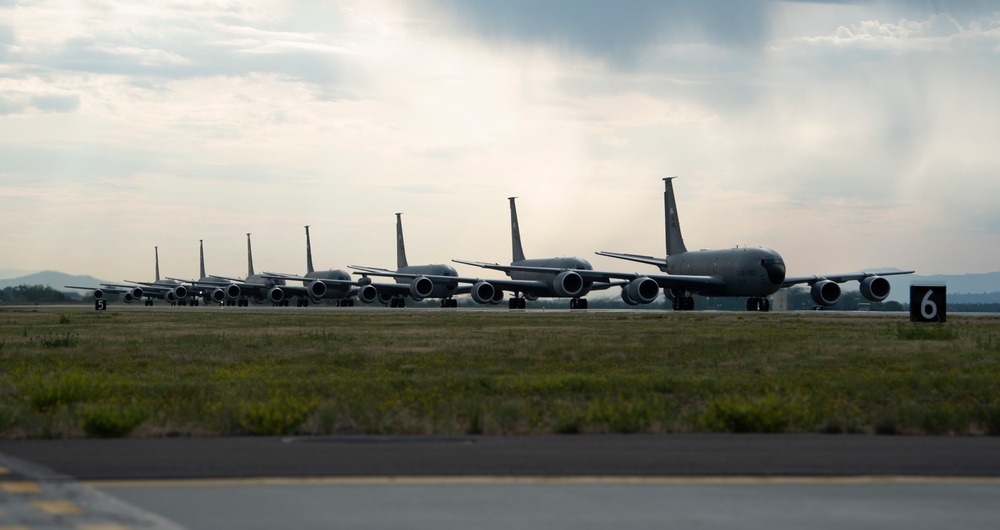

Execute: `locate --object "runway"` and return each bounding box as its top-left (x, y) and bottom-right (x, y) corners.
top-left (2, 435), bottom-right (1000, 529)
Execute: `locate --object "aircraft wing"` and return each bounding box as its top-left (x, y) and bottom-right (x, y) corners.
top-left (783, 270), bottom-right (915, 288)
top-left (349, 265), bottom-right (489, 286)
top-left (261, 272), bottom-right (359, 287)
top-left (166, 277), bottom-right (231, 287)
top-left (65, 285), bottom-right (128, 293)
top-left (595, 251), bottom-right (668, 268)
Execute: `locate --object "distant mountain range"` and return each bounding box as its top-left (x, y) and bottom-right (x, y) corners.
top-left (0, 271), bottom-right (110, 291)
top-left (3, 270), bottom-right (1000, 305)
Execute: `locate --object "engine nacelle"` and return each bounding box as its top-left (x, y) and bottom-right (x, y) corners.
top-left (165, 292), bottom-right (177, 303)
top-left (552, 271), bottom-right (584, 297)
top-left (470, 281), bottom-right (496, 304)
top-left (267, 287), bottom-right (285, 303)
top-left (524, 293), bottom-right (539, 302)
top-left (224, 284), bottom-right (241, 300)
top-left (377, 290), bottom-right (394, 305)
top-left (620, 286), bottom-right (639, 306)
top-left (357, 285), bottom-right (378, 304)
top-left (207, 288), bottom-right (226, 304)
top-left (129, 287), bottom-right (144, 299)
top-left (93, 288), bottom-right (106, 300)
top-left (810, 280), bottom-right (841, 307)
top-left (172, 285), bottom-right (188, 299)
top-left (121, 292), bottom-right (135, 303)
top-left (306, 280), bottom-right (327, 299)
top-left (490, 289), bottom-right (505, 305)
top-left (860, 276), bottom-right (890, 302)
top-left (626, 277), bottom-right (659, 305)
top-left (410, 277), bottom-right (434, 299)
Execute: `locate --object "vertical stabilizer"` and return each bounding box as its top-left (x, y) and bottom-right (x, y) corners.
top-left (663, 177), bottom-right (688, 256)
top-left (305, 225), bottom-right (315, 274)
top-left (395, 213), bottom-right (408, 269)
top-left (509, 197), bottom-right (526, 263)
top-left (154, 246), bottom-right (160, 282)
top-left (246, 233), bottom-right (255, 277)
top-left (199, 240), bottom-right (207, 279)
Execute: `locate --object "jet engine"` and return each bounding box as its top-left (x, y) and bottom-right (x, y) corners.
top-left (810, 280), bottom-right (841, 307)
top-left (357, 285), bottom-right (378, 304)
top-left (524, 293), bottom-right (539, 302)
top-left (165, 292), bottom-right (177, 303)
top-left (129, 287), bottom-right (144, 299)
top-left (172, 285), bottom-right (188, 299)
top-left (551, 271), bottom-right (584, 297)
top-left (377, 290), bottom-right (394, 305)
top-left (208, 288), bottom-right (226, 304)
top-left (409, 277), bottom-right (434, 300)
top-left (490, 289), bottom-right (505, 305)
top-left (93, 289), bottom-right (106, 300)
top-left (224, 284), bottom-right (241, 300)
top-left (267, 287), bottom-right (285, 304)
top-left (625, 277), bottom-right (659, 305)
top-left (306, 280), bottom-right (327, 299)
top-left (620, 286), bottom-right (639, 306)
top-left (860, 276), bottom-right (890, 302)
top-left (470, 281), bottom-right (497, 305)
top-left (120, 292), bottom-right (135, 303)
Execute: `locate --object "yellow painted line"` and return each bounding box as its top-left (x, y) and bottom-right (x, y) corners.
top-left (88, 475), bottom-right (1000, 488)
top-left (31, 500), bottom-right (84, 516)
top-left (0, 481), bottom-right (42, 494)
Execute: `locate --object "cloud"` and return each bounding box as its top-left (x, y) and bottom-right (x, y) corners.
top-left (418, 0), bottom-right (773, 66)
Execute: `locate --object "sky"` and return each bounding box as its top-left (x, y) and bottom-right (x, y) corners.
top-left (2, 0), bottom-right (999, 283)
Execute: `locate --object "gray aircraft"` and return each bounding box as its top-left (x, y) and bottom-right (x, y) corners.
top-left (124, 246), bottom-right (190, 306)
top-left (454, 197), bottom-right (631, 309)
top-left (349, 213), bottom-right (501, 308)
top-left (597, 177), bottom-right (914, 311)
top-left (64, 283), bottom-right (143, 304)
top-left (168, 240), bottom-right (242, 306)
top-left (260, 226), bottom-right (361, 307)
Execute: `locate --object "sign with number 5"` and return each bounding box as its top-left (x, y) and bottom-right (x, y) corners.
top-left (910, 285), bottom-right (946, 323)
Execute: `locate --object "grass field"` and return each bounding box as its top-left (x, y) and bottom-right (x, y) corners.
top-left (1, 306), bottom-right (999, 438)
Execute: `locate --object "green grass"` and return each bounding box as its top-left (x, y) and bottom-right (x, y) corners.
top-left (1, 307), bottom-right (999, 438)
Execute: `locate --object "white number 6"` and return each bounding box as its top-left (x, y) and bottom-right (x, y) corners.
top-left (920, 289), bottom-right (938, 320)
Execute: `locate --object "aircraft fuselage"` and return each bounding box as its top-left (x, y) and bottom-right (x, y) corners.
top-left (665, 247), bottom-right (786, 297)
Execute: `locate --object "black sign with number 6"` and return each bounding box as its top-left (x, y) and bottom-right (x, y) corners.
top-left (910, 285), bottom-right (946, 323)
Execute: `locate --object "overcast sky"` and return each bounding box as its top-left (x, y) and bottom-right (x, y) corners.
top-left (2, 0), bottom-right (998, 283)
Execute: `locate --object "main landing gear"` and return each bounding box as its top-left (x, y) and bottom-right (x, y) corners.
top-left (746, 297), bottom-right (770, 312)
top-left (672, 296), bottom-right (695, 311)
top-left (389, 298), bottom-right (406, 308)
top-left (336, 299), bottom-right (356, 307)
top-left (508, 297), bottom-right (527, 309)
top-left (569, 298), bottom-right (588, 310)
top-left (440, 298), bottom-right (458, 308)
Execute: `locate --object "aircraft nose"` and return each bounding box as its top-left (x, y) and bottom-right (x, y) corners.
top-left (765, 262), bottom-right (786, 285)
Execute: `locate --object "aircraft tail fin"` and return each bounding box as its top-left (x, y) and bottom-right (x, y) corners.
top-left (199, 240), bottom-right (207, 279)
top-left (305, 225), bottom-right (315, 274)
top-left (247, 233), bottom-right (255, 277)
top-left (663, 177), bottom-right (688, 256)
top-left (509, 197), bottom-right (526, 263)
top-left (154, 246), bottom-right (160, 282)
top-left (396, 213), bottom-right (408, 269)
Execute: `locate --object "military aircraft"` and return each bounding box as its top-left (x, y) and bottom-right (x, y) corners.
top-left (454, 197), bottom-right (632, 309)
top-left (349, 213), bottom-right (501, 308)
top-left (259, 226), bottom-right (362, 307)
top-left (64, 283), bottom-right (143, 304)
top-left (124, 246), bottom-right (190, 306)
top-left (596, 177), bottom-right (915, 311)
top-left (168, 240), bottom-right (242, 306)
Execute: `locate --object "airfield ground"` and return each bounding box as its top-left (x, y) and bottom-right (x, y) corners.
top-left (1, 306), bottom-right (999, 438)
